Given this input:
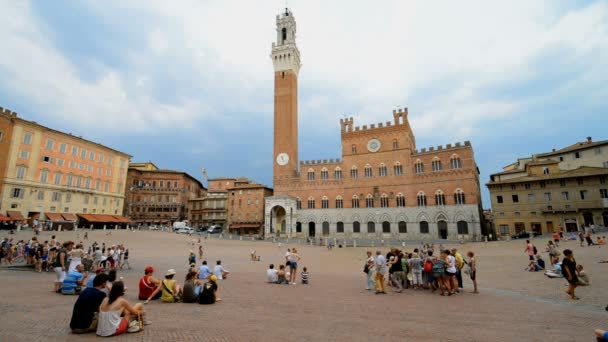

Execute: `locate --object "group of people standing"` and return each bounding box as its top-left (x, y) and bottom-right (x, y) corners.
top-left (266, 248), bottom-right (309, 285)
top-left (364, 246), bottom-right (477, 296)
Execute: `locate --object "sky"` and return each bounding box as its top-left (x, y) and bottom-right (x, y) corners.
top-left (0, 0), bottom-right (607, 206)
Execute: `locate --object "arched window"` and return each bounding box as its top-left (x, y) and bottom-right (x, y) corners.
top-left (414, 160), bottom-right (424, 174)
top-left (450, 154), bottom-right (462, 169)
top-left (398, 221), bottom-right (407, 233)
top-left (353, 221), bottom-right (361, 233)
top-left (382, 221), bottom-right (391, 233)
top-left (281, 27), bottom-right (287, 42)
top-left (393, 139), bottom-right (398, 150)
top-left (435, 190), bottom-right (446, 206)
top-left (367, 221), bottom-right (375, 233)
top-left (307, 168), bottom-right (315, 181)
top-left (394, 162), bottom-right (403, 176)
top-left (296, 197), bottom-right (302, 209)
top-left (337, 221), bottom-right (344, 233)
top-left (351, 145), bottom-right (357, 154)
top-left (296, 222), bottom-right (302, 233)
top-left (335, 195), bottom-right (343, 209)
top-left (334, 167), bottom-right (343, 180)
top-left (417, 191), bottom-right (427, 207)
top-left (364, 164), bottom-right (373, 177)
top-left (378, 163), bottom-right (387, 177)
top-left (457, 221), bottom-right (469, 235)
top-left (307, 196), bottom-right (315, 209)
top-left (454, 189), bottom-right (466, 205)
top-left (365, 194), bottom-right (374, 208)
top-left (39, 169), bottom-right (49, 183)
top-left (321, 168), bottom-right (329, 180)
top-left (352, 195), bottom-right (360, 208)
top-left (396, 193), bottom-right (406, 207)
top-left (322, 221), bottom-right (330, 236)
top-left (431, 158), bottom-right (442, 172)
top-left (380, 193), bottom-right (389, 207)
top-left (350, 166), bottom-right (358, 179)
top-left (321, 196), bottom-right (329, 209)
top-left (419, 221), bottom-right (429, 234)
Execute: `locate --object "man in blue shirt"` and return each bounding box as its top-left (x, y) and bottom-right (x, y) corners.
top-left (198, 260), bottom-right (212, 280)
top-left (62, 264), bottom-right (88, 295)
top-left (70, 273), bottom-right (109, 334)
top-left (86, 267), bottom-right (105, 288)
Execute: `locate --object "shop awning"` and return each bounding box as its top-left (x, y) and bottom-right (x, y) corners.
top-left (7, 211), bottom-right (25, 220)
top-left (78, 214), bottom-right (123, 223)
top-left (78, 214), bottom-right (101, 222)
top-left (0, 214), bottom-right (13, 222)
top-left (112, 216), bottom-right (132, 223)
top-left (61, 213), bottom-right (78, 221)
top-left (230, 223), bottom-right (262, 229)
top-left (45, 212), bottom-right (65, 221)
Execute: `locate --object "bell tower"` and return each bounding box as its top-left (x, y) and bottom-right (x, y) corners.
top-left (271, 8), bottom-right (301, 184)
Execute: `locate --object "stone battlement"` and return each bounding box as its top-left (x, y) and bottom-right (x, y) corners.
top-left (340, 108), bottom-right (408, 134)
top-left (414, 141), bottom-right (472, 154)
top-left (300, 158), bottom-right (342, 166)
top-left (0, 106), bottom-right (18, 117)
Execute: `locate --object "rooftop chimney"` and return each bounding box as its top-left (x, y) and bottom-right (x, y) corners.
top-left (587, 136), bottom-right (592, 143)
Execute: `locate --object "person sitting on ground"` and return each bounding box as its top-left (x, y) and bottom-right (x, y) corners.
top-left (198, 260), bottom-right (213, 281)
top-left (213, 260), bottom-right (230, 280)
top-left (188, 263), bottom-right (197, 274)
top-left (526, 261), bottom-right (542, 272)
top-left (596, 236), bottom-right (606, 245)
top-left (87, 267), bottom-right (106, 289)
top-left (596, 329), bottom-right (608, 341)
top-left (266, 264), bottom-right (278, 283)
top-left (250, 250), bottom-right (257, 261)
top-left (62, 264), bottom-right (89, 295)
top-left (139, 266), bottom-right (161, 303)
top-left (96, 281), bottom-right (145, 337)
top-left (160, 269), bottom-right (182, 303)
top-left (301, 267), bottom-right (310, 284)
top-left (277, 265), bottom-right (289, 284)
top-left (70, 273), bottom-right (109, 334)
top-left (182, 271), bottom-right (204, 303)
top-left (536, 255), bottom-right (546, 270)
top-left (198, 275), bottom-right (220, 304)
top-left (576, 264), bottom-right (590, 286)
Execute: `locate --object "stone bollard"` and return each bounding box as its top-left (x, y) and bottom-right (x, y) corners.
top-left (229, 234), bottom-right (232, 240)
top-left (75, 226), bottom-right (78, 231)
top-left (240, 236), bottom-right (243, 241)
top-left (58, 225), bottom-right (62, 232)
top-left (103, 225), bottom-right (106, 230)
top-left (115, 225), bottom-right (118, 231)
top-left (90, 224), bottom-right (94, 230)
top-left (354, 239), bottom-right (357, 248)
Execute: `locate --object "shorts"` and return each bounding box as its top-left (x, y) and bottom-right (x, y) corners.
top-left (54, 267), bottom-right (65, 282)
top-left (470, 270), bottom-right (476, 281)
top-left (290, 262), bottom-right (298, 270)
top-left (554, 239), bottom-right (559, 243)
top-left (114, 318), bottom-right (128, 336)
top-left (445, 271), bottom-right (456, 277)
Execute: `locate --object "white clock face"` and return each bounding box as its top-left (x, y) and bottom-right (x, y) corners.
top-left (276, 153), bottom-right (290, 166)
top-left (367, 139), bottom-right (381, 153)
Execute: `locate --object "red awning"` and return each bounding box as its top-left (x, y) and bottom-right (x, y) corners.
top-left (7, 211), bottom-right (25, 220)
top-left (45, 212), bottom-right (65, 221)
top-left (61, 213), bottom-right (78, 221)
top-left (0, 214), bottom-right (13, 222)
top-left (112, 216), bottom-right (132, 223)
top-left (78, 214), bottom-right (100, 222)
top-left (78, 214), bottom-right (120, 223)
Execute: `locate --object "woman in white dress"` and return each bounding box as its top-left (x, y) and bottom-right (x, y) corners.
top-left (68, 243), bottom-right (85, 272)
top-left (97, 281), bottom-right (145, 337)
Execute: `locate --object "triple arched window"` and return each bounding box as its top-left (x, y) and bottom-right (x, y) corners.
top-left (394, 162), bottom-right (403, 176)
top-left (454, 189), bottom-right (466, 205)
top-left (450, 154), bottom-right (462, 169)
top-left (431, 158), bottom-right (442, 172)
top-left (365, 194), bottom-right (374, 208)
top-left (435, 190), bottom-right (446, 206)
top-left (320, 168), bottom-right (328, 180)
top-left (380, 193), bottom-right (389, 207)
top-left (307, 168), bottom-right (315, 181)
top-left (417, 191), bottom-right (427, 207)
top-left (321, 196), bottom-right (329, 208)
top-left (414, 160), bottom-right (424, 173)
top-left (378, 163), bottom-right (387, 177)
top-left (352, 195), bottom-right (360, 208)
top-left (396, 193), bottom-right (406, 207)
top-left (335, 195), bottom-right (343, 208)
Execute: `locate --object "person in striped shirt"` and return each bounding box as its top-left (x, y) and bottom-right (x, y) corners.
top-left (301, 267), bottom-right (309, 284)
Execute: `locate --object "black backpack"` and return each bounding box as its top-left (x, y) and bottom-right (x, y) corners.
top-left (533, 245), bottom-right (538, 255)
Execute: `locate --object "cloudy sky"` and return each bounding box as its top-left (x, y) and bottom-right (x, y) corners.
top-left (1, 0), bottom-right (607, 205)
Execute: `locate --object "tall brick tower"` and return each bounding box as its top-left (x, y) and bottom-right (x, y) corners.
top-left (271, 8), bottom-right (301, 183)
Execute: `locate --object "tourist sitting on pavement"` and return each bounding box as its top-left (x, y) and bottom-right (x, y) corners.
top-left (251, 250), bottom-right (257, 261)
top-left (198, 260), bottom-right (213, 281)
top-left (277, 265), bottom-right (289, 284)
top-left (526, 261), bottom-right (543, 272)
top-left (266, 264), bottom-right (278, 283)
top-left (536, 255), bottom-right (546, 270)
top-left (62, 264), bottom-right (89, 295)
top-left (139, 266), bottom-right (161, 303)
top-left (87, 267), bottom-right (106, 288)
top-left (198, 275), bottom-right (219, 304)
top-left (576, 265), bottom-right (590, 286)
top-left (214, 260), bottom-right (230, 280)
top-left (97, 281), bottom-right (145, 337)
top-left (188, 263), bottom-right (197, 274)
top-left (188, 250), bottom-right (196, 266)
top-left (70, 273), bottom-right (109, 334)
top-left (595, 329), bottom-right (608, 341)
top-left (182, 271), bottom-right (203, 303)
top-left (160, 269), bottom-right (182, 303)
top-left (301, 267), bottom-right (310, 284)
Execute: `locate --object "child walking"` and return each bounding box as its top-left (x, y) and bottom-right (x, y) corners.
top-left (301, 267), bottom-right (310, 284)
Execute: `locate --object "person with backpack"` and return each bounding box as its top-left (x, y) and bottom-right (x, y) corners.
top-left (524, 240), bottom-right (536, 262)
top-left (423, 251), bottom-right (436, 291)
top-left (408, 252), bottom-right (423, 290)
top-left (561, 249), bottom-right (579, 300)
top-left (364, 251), bottom-right (375, 291)
top-left (198, 275), bottom-right (219, 304)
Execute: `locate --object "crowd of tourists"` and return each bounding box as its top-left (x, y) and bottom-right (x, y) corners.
top-left (265, 248), bottom-right (309, 285)
top-left (363, 245), bottom-right (477, 296)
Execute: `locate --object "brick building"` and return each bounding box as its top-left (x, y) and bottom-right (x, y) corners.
top-left (227, 178), bottom-right (273, 235)
top-left (189, 178), bottom-right (232, 229)
top-left (124, 162), bottom-right (205, 226)
top-left (0, 106), bottom-right (131, 229)
top-left (264, 9), bottom-right (483, 241)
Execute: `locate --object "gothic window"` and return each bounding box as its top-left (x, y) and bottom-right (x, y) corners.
top-left (419, 221), bottom-right (429, 234)
top-left (379, 163), bottom-right (387, 177)
top-left (457, 221), bottom-right (469, 235)
top-left (296, 198), bottom-right (302, 209)
top-left (334, 167), bottom-right (343, 179)
top-left (366, 194), bottom-right (374, 208)
top-left (382, 221), bottom-right (391, 233)
top-left (454, 189), bottom-right (466, 205)
top-left (337, 221), bottom-right (344, 233)
top-left (307, 197), bottom-right (315, 209)
top-left (431, 158), bottom-right (442, 172)
top-left (417, 191), bottom-right (427, 207)
top-left (393, 139), bottom-right (398, 150)
top-left (394, 162), bottom-right (403, 176)
top-left (380, 193), bottom-right (389, 208)
top-left (414, 160), bottom-right (424, 173)
top-left (321, 196), bottom-right (329, 209)
top-left (353, 221), bottom-right (361, 233)
top-left (396, 193), bottom-right (406, 207)
top-left (352, 145), bottom-right (357, 154)
top-left (335, 195), bottom-right (343, 209)
top-left (307, 168), bottom-right (315, 181)
top-left (321, 168), bottom-right (329, 181)
top-left (398, 221), bottom-right (407, 233)
top-left (351, 195), bottom-right (360, 208)
top-left (450, 155), bottom-right (462, 169)
top-left (364, 164), bottom-right (373, 178)
top-left (282, 28), bottom-right (287, 42)
top-left (350, 166), bottom-right (358, 179)
top-left (367, 221), bottom-right (375, 233)
top-left (435, 190), bottom-right (446, 206)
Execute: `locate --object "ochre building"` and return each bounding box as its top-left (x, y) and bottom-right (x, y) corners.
top-left (264, 9), bottom-right (483, 241)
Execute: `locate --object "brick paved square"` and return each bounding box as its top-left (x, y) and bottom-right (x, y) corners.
top-left (0, 230), bottom-right (606, 341)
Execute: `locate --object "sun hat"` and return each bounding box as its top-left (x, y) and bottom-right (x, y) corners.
top-left (190, 263), bottom-right (195, 267)
top-left (144, 266), bottom-right (154, 273)
top-left (210, 275), bottom-right (218, 282)
top-left (166, 269), bottom-right (176, 276)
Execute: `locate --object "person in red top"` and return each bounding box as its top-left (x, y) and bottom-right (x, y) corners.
top-left (138, 266), bottom-right (161, 302)
top-left (552, 232), bottom-right (560, 247)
